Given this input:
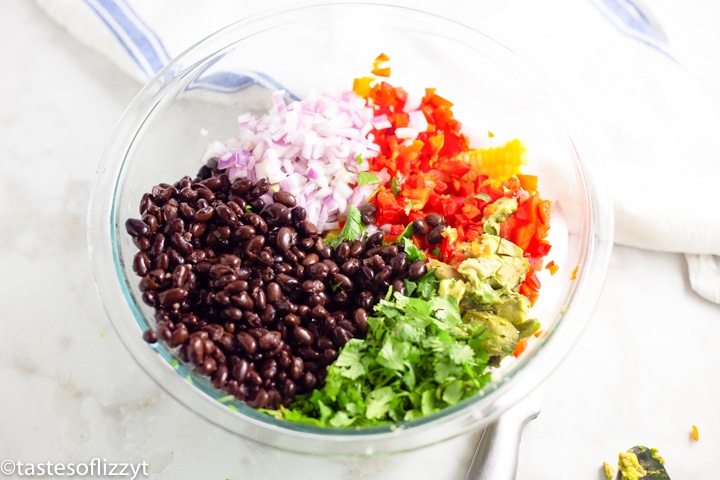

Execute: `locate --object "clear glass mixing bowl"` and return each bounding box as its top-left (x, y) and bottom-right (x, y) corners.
top-left (88, 2), bottom-right (613, 455)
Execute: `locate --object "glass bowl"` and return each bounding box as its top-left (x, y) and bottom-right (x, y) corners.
top-left (88, 2), bottom-right (613, 455)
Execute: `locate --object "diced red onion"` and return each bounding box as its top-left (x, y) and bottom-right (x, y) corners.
top-left (408, 110), bottom-right (428, 132)
top-left (395, 127), bottom-right (419, 140)
top-left (204, 88), bottom-right (380, 230)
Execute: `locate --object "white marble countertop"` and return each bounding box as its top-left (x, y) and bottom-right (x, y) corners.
top-left (1, 1), bottom-right (718, 479)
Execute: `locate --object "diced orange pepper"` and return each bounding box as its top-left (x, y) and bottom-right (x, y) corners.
top-left (512, 337), bottom-right (528, 358)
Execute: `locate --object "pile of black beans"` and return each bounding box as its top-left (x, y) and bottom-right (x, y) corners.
top-left (125, 167), bottom-right (428, 410)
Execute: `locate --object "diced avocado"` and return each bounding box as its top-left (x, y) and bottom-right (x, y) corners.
top-left (458, 257), bottom-right (504, 287)
top-left (438, 278), bottom-right (467, 302)
top-left (497, 236), bottom-right (524, 257)
top-left (462, 311), bottom-right (519, 357)
top-left (495, 294), bottom-right (540, 338)
top-left (483, 197), bottom-right (518, 235)
top-left (429, 259), bottom-right (463, 280)
top-left (617, 446), bottom-right (670, 480)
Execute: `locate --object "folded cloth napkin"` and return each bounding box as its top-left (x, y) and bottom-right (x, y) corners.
top-left (35, 0), bottom-right (720, 304)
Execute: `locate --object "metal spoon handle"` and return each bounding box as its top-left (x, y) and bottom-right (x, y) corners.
top-left (464, 388), bottom-right (544, 480)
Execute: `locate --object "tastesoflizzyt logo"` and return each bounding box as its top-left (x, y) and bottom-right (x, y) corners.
top-left (0, 458), bottom-right (148, 479)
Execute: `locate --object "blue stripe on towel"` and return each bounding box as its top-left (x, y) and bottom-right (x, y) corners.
top-left (82, 0), bottom-right (293, 97)
top-left (83, 0), bottom-right (171, 77)
top-left (589, 0), bottom-right (674, 59)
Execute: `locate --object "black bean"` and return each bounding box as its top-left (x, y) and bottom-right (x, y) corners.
top-left (412, 218), bottom-right (429, 236)
top-left (194, 206), bottom-right (215, 222)
top-left (140, 193), bottom-right (152, 214)
top-left (276, 226), bottom-right (296, 252)
top-left (125, 218), bottom-right (150, 237)
top-left (245, 213), bottom-right (268, 234)
top-left (288, 356), bottom-right (304, 380)
top-left (133, 252), bottom-right (151, 276)
top-left (230, 178), bottom-right (253, 196)
top-left (200, 176), bottom-right (223, 191)
top-left (293, 326), bottom-right (314, 346)
top-left (297, 220), bottom-right (318, 237)
top-left (427, 225), bottom-right (446, 245)
top-left (331, 327), bottom-right (353, 348)
top-left (348, 240), bottom-right (365, 257)
top-left (301, 279), bottom-right (325, 294)
top-left (179, 186), bottom-right (199, 203)
top-left (142, 214), bottom-right (158, 235)
top-left (215, 204), bottom-right (239, 227)
top-left (359, 203), bottom-right (377, 225)
top-left (221, 307), bottom-right (244, 322)
top-left (334, 242), bottom-right (350, 263)
top-left (263, 203), bottom-right (292, 227)
top-left (253, 288), bottom-right (267, 311)
top-left (305, 262), bottom-right (329, 280)
top-left (167, 327), bottom-right (189, 350)
top-left (245, 235), bottom-right (265, 255)
top-left (258, 331), bottom-right (281, 350)
top-left (273, 191), bottom-right (297, 208)
top-left (283, 314), bottom-right (301, 327)
top-left (212, 364), bottom-right (229, 388)
top-left (151, 185), bottom-right (174, 203)
top-left (214, 291), bottom-right (231, 306)
top-left (378, 245), bottom-right (399, 257)
top-left (142, 329), bottom-right (158, 344)
top-left (257, 250), bottom-right (274, 266)
top-left (232, 358), bottom-right (249, 382)
top-left (158, 288), bottom-right (187, 307)
top-left (364, 254), bottom-right (385, 271)
top-left (307, 293), bottom-right (326, 307)
top-left (302, 372), bottom-right (317, 389)
top-left (276, 273), bottom-right (301, 294)
top-left (291, 206), bottom-right (307, 222)
top-left (250, 178), bottom-right (270, 198)
top-left (353, 308), bottom-right (369, 334)
top-left (359, 265), bottom-right (375, 283)
top-left (311, 304), bottom-right (330, 321)
top-left (366, 231), bottom-right (384, 248)
top-left (133, 236), bottom-right (151, 251)
top-left (425, 213), bottom-right (445, 227)
top-left (332, 273), bottom-right (353, 291)
top-left (171, 232), bottom-right (194, 256)
top-left (375, 266), bottom-right (392, 285)
top-left (266, 282), bottom-right (282, 303)
top-left (302, 252), bottom-right (320, 266)
top-left (178, 203), bottom-right (195, 220)
top-left (408, 260), bottom-right (428, 280)
top-left (161, 204), bottom-right (179, 224)
top-left (388, 252), bottom-right (408, 274)
top-left (315, 240), bottom-right (332, 259)
top-left (236, 332), bottom-right (257, 354)
top-left (232, 291), bottom-right (254, 310)
top-left (172, 264), bottom-right (191, 288)
top-left (391, 279), bottom-right (406, 296)
top-left (341, 258), bottom-right (361, 276)
top-left (359, 291), bottom-right (375, 310)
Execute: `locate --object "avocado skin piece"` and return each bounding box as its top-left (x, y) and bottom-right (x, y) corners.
top-left (617, 446), bottom-right (670, 480)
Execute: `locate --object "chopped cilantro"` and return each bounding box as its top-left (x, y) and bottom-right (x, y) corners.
top-left (327, 204), bottom-right (365, 247)
top-left (391, 176), bottom-right (402, 196)
top-left (355, 153), bottom-right (364, 164)
top-left (279, 275), bottom-right (492, 427)
top-left (470, 192), bottom-right (492, 202)
top-left (404, 199), bottom-right (414, 215)
top-left (358, 171), bottom-right (380, 186)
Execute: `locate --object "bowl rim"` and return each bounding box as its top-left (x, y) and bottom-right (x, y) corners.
top-left (87, 1), bottom-right (614, 455)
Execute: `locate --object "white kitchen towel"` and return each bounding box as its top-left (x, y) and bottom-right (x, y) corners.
top-left (34, 0), bottom-right (720, 304)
